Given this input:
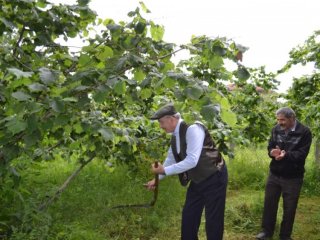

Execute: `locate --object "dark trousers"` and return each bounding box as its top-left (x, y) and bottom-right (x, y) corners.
top-left (181, 165), bottom-right (228, 240)
top-left (261, 173), bottom-right (303, 239)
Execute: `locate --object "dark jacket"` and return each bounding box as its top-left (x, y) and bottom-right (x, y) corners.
top-left (268, 121), bottom-right (312, 178)
top-left (171, 121), bottom-right (223, 184)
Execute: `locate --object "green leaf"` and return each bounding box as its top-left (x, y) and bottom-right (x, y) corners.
top-left (212, 45), bottom-right (227, 56)
top-left (12, 91), bottom-right (31, 101)
top-left (162, 61), bottom-right (175, 72)
top-left (26, 102), bottom-right (42, 114)
top-left (9, 77), bottom-right (32, 89)
top-left (50, 99), bottom-right (65, 113)
top-left (134, 69), bottom-right (146, 82)
top-left (82, 45), bottom-right (95, 53)
top-left (7, 68), bottom-right (33, 79)
top-left (73, 123), bottom-right (83, 134)
top-left (209, 55), bottom-right (223, 70)
top-left (23, 130), bottom-right (41, 147)
top-left (103, 18), bottom-right (115, 26)
top-left (98, 128), bottom-right (114, 141)
top-left (236, 66), bottom-right (251, 80)
top-left (5, 117), bottom-right (27, 135)
top-left (39, 68), bottom-right (58, 85)
top-left (134, 21), bottom-right (146, 34)
top-left (163, 77), bottom-right (176, 88)
top-left (26, 114), bottom-right (38, 134)
top-left (167, 72), bottom-right (187, 82)
top-left (40, 118), bottom-right (53, 132)
top-left (77, 0), bottom-right (90, 6)
top-left (36, 0), bottom-right (47, 8)
top-left (107, 24), bottom-right (122, 32)
top-left (184, 85), bottom-right (203, 100)
top-left (55, 114), bottom-right (69, 125)
top-left (62, 97), bottom-right (78, 102)
top-left (140, 88), bottom-right (152, 99)
top-left (128, 54), bottom-right (144, 67)
top-left (28, 83), bottom-right (47, 92)
top-left (115, 56), bottom-right (127, 71)
top-left (220, 97), bottom-right (237, 127)
top-left (0, 116), bottom-right (14, 125)
top-left (200, 104), bottom-right (220, 122)
top-left (139, 1), bottom-right (151, 13)
top-left (96, 46), bottom-right (114, 61)
top-left (64, 59), bottom-right (73, 67)
top-left (221, 109), bottom-right (237, 127)
top-left (124, 78), bottom-right (136, 85)
top-left (150, 22), bottom-right (164, 41)
top-left (140, 76), bottom-right (151, 87)
top-left (114, 81), bottom-right (126, 95)
top-left (67, 30), bottom-right (77, 38)
top-left (78, 54), bottom-right (92, 67)
top-left (93, 89), bottom-right (109, 103)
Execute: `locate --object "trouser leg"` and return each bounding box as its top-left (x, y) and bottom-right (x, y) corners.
top-left (261, 173), bottom-right (282, 236)
top-left (181, 184), bottom-right (204, 240)
top-left (279, 177), bottom-right (303, 239)
top-left (205, 165), bottom-right (228, 240)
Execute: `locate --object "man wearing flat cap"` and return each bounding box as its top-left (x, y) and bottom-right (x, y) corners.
top-left (145, 103), bottom-right (228, 240)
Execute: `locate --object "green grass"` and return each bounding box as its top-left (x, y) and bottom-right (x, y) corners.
top-left (6, 146), bottom-right (320, 240)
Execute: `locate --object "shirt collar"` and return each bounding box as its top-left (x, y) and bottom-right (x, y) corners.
top-left (173, 118), bottom-right (183, 136)
top-left (291, 120), bottom-right (297, 132)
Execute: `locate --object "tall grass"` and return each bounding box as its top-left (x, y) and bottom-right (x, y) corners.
top-left (227, 146), bottom-right (269, 191)
top-left (5, 146), bottom-right (320, 240)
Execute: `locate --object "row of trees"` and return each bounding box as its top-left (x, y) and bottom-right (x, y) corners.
top-left (280, 31), bottom-right (320, 164)
top-left (0, 0), bottom-right (318, 237)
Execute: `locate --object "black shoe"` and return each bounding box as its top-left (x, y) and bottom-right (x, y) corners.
top-left (256, 232), bottom-right (272, 239)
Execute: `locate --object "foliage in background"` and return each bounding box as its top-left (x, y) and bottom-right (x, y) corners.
top-left (280, 30), bottom-right (320, 165)
top-left (0, 0), bottom-right (298, 237)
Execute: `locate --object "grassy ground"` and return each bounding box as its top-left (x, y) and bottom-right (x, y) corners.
top-left (7, 146), bottom-right (320, 240)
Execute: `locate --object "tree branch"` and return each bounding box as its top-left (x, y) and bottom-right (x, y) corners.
top-left (13, 25), bottom-right (26, 57)
top-left (38, 155), bottom-right (95, 211)
top-left (13, 55), bottom-right (33, 71)
top-left (158, 47), bottom-right (184, 60)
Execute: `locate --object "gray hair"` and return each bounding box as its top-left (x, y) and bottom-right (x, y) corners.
top-left (276, 107), bottom-right (296, 119)
top-left (173, 112), bottom-right (181, 119)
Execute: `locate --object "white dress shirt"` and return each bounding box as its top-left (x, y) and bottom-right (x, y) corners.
top-left (161, 118), bottom-right (205, 178)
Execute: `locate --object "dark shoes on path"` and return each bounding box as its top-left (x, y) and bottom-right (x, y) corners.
top-left (256, 231), bottom-right (293, 240)
top-left (256, 232), bottom-right (272, 240)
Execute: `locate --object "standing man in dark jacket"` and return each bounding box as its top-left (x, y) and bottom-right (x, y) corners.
top-left (256, 107), bottom-right (312, 240)
top-left (145, 103), bottom-right (228, 240)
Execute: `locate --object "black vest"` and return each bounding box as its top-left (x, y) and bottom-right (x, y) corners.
top-left (171, 121), bottom-right (223, 185)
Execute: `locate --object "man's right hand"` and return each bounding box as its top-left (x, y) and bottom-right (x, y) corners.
top-left (270, 145), bottom-right (281, 157)
top-left (275, 150), bottom-right (286, 161)
top-left (144, 179), bottom-right (156, 191)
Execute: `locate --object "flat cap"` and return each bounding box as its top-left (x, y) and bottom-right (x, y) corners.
top-left (150, 103), bottom-right (177, 120)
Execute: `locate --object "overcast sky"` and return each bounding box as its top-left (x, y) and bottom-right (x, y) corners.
top-left (52, 0), bottom-right (320, 92)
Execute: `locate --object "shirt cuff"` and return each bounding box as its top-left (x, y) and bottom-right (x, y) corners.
top-left (159, 174), bottom-right (166, 180)
top-left (164, 166), bottom-right (175, 176)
